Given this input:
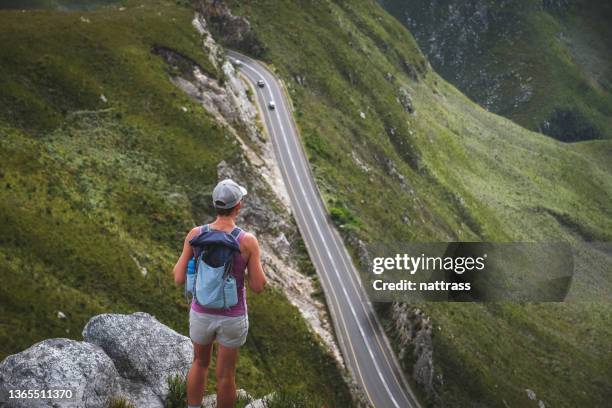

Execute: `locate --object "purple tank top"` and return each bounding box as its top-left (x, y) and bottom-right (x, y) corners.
top-left (191, 225), bottom-right (248, 317)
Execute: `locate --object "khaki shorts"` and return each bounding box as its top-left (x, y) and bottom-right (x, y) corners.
top-left (189, 309), bottom-right (249, 348)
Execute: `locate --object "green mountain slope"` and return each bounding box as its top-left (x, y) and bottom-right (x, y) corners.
top-left (0, 0), bottom-right (123, 10)
top-left (223, 0), bottom-right (612, 406)
top-left (378, 0), bottom-right (612, 142)
top-left (0, 1), bottom-right (351, 404)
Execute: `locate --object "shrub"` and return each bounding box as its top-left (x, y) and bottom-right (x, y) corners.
top-left (165, 374), bottom-right (187, 408)
top-left (106, 396), bottom-right (136, 408)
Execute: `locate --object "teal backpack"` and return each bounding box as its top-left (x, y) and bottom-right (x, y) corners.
top-left (185, 225), bottom-right (241, 310)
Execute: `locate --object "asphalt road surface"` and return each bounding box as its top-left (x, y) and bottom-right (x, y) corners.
top-left (229, 50), bottom-right (421, 408)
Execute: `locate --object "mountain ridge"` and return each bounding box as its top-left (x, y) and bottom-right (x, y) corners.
top-left (379, 0), bottom-right (612, 141)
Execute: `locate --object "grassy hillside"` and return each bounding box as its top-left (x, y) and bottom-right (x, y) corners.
top-left (379, 0), bottom-right (612, 142)
top-left (224, 0), bottom-right (612, 406)
top-left (0, 1), bottom-right (352, 405)
top-left (0, 0), bottom-right (123, 10)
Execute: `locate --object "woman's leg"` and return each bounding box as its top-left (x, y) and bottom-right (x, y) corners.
top-left (187, 341), bottom-right (213, 406)
top-left (215, 345), bottom-right (240, 408)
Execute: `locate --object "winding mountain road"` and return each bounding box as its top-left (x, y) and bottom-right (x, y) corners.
top-left (229, 50), bottom-right (421, 408)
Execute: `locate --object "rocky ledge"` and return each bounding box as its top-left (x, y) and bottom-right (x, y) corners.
top-left (0, 313), bottom-right (270, 408)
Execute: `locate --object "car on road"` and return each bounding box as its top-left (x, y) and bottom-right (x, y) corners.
top-left (268, 101), bottom-right (276, 110)
top-left (232, 58), bottom-right (243, 68)
top-left (257, 79), bottom-right (265, 88)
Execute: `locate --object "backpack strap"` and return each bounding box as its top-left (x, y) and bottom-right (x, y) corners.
top-left (220, 227), bottom-right (242, 281)
top-left (230, 227), bottom-right (242, 239)
top-left (191, 224), bottom-right (210, 261)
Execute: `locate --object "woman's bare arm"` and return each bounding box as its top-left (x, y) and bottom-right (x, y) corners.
top-left (243, 233), bottom-right (266, 293)
top-left (173, 227), bottom-right (199, 285)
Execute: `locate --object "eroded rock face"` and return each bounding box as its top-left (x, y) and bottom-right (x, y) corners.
top-left (0, 338), bottom-right (118, 408)
top-left (398, 87), bottom-right (415, 114)
top-left (194, 0), bottom-right (264, 56)
top-left (391, 303), bottom-right (438, 402)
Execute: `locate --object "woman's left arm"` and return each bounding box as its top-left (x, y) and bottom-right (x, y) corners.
top-left (173, 227), bottom-right (199, 285)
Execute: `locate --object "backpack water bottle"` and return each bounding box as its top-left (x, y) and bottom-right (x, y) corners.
top-left (189, 225), bottom-right (241, 310)
top-left (185, 258), bottom-right (196, 302)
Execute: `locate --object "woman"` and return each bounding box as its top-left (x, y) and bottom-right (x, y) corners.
top-left (173, 179), bottom-right (266, 408)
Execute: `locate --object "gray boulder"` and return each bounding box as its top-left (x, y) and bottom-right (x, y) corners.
top-left (0, 338), bottom-right (119, 408)
top-left (82, 312), bottom-right (193, 399)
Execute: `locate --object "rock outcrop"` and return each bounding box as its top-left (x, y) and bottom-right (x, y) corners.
top-left (83, 313), bottom-right (193, 400)
top-left (202, 389), bottom-right (272, 408)
top-left (391, 303), bottom-right (438, 402)
top-left (0, 313), bottom-right (191, 408)
top-left (397, 87), bottom-right (415, 114)
top-left (194, 0), bottom-right (264, 56)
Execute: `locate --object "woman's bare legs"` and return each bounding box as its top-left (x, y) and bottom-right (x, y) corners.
top-left (215, 344), bottom-right (240, 408)
top-left (187, 341), bottom-right (213, 406)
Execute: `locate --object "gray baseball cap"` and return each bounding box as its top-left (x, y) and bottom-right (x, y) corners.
top-left (212, 179), bottom-right (248, 209)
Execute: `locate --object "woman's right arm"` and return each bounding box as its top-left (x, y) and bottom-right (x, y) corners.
top-left (244, 233), bottom-right (266, 293)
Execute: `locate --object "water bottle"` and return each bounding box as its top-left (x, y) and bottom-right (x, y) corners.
top-left (185, 258), bottom-right (196, 300)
